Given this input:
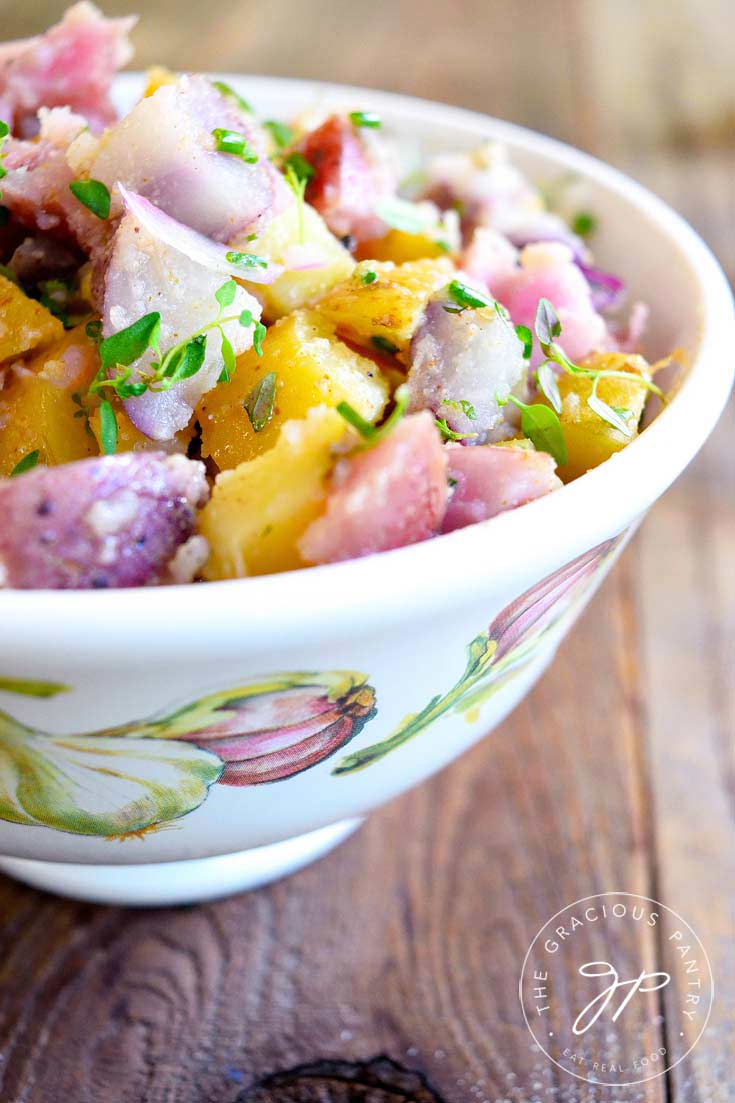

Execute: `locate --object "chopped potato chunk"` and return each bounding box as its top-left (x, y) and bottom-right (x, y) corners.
top-left (144, 66), bottom-right (177, 97)
top-left (0, 325), bottom-right (100, 475)
top-left (543, 352), bottom-right (652, 482)
top-left (241, 202), bottom-right (355, 321)
top-left (0, 275), bottom-right (64, 364)
top-left (356, 228), bottom-right (453, 264)
top-left (315, 257), bottom-right (454, 356)
top-left (200, 406), bottom-right (347, 579)
top-left (198, 308), bottom-right (387, 470)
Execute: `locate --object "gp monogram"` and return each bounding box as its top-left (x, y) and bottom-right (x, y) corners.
top-left (519, 892), bottom-right (714, 1087)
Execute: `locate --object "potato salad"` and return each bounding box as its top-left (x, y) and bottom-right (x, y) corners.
top-left (0, 5), bottom-right (665, 589)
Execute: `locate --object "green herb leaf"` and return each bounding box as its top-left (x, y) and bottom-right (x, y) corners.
top-left (435, 417), bottom-right (477, 441)
top-left (100, 312), bottom-right (161, 371)
top-left (587, 381), bottom-right (634, 437)
top-left (497, 392), bottom-right (567, 466)
top-left (373, 197), bottom-right (426, 234)
top-left (252, 320), bottom-right (266, 357)
top-left (211, 80), bottom-right (253, 114)
top-left (98, 400), bottom-right (118, 454)
top-left (264, 119), bottom-right (294, 148)
top-left (85, 319), bottom-right (103, 345)
top-left (0, 120), bottom-right (10, 195)
top-left (371, 335), bottom-right (399, 355)
top-left (162, 335), bottom-right (207, 384)
top-left (349, 110), bottom-right (382, 129)
top-left (69, 179), bottom-right (111, 220)
top-left (211, 128), bottom-right (258, 163)
top-left (536, 361), bottom-right (562, 414)
top-left (571, 210), bottom-right (596, 236)
top-left (337, 384), bottom-right (410, 449)
top-left (447, 278), bottom-right (492, 311)
top-left (361, 270), bottom-right (378, 285)
top-left (534, 297), bottom-right (562, 353)
top-left (225, 250), bottom-right (268, 270)
top-left (215, 279), bottom-right (237, 309)
top-left (38, 278), bottom-right (72, 326)
top-left (336, 401), bottom-right (376, 439)
top-left (239, 309), bottom-right (254, 328)
top-left (244, 371), bottom-right (277, 432)
top-left (10, 450), bottom-right (40, 476)
top-left (282, 152), bottom-right (315, 182)
top-left (515, 324), bottom-right (533, 360)
top-left (220, 331), bottom-right (236, 382)
top-left (443, 398), bottom-right (477, 420)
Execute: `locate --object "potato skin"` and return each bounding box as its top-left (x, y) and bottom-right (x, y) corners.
top-left (198, 309), bottom-right (387, 471)
top-left (200, 406), bottom-right (346, 579)
top-left (0, 453), bottom-right (208, 589)
top-left (314, 257), bottom-right (454, 356)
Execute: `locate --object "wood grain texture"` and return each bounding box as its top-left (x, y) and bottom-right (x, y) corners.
top-left (0, 2), bottom-right (733, 1100)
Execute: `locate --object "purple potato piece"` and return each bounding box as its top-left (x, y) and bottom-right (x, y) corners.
top-left (407, 293), bottom-right (528, 443)
top-left (0, 453), bottom-right (209, 589)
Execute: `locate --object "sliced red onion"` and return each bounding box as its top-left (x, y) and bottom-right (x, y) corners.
top-left (281, 242), bottom-right (326, 271)
top-left (576, 261), bottom-right (626, 312)
top-left (117, 184), bottom-right (282, 284)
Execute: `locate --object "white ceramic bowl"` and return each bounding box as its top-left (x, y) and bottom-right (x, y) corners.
top-left (1, 76), bottom-right (733, 905)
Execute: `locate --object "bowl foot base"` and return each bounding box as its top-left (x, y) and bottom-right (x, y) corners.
top-left (0, 818), bottom-right (363, 906)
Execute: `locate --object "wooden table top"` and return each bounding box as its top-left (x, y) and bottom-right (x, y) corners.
top-left (0, 3), bottom-right (733, 1101)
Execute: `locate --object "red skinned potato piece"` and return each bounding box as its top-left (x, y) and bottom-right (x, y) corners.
top-left (298, 114), bottom-right (395, 243)
top-left (0, 453), bottom-right (209, 589)
top-left (299, 411), bottom-right (448, 565)
top-left (494, 242), bottom-right (609, 369)
top-left (1, 110), bottom-right (107, 255)
top-left (0, 2), bottom-right (135, 136)
top-left (443, 442), bottom-right (562, 533)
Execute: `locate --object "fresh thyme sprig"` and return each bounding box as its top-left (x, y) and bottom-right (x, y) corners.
top-left (532, 297), bottom-right (663, 434)
top-left (83, 281), bottom-right (267, 448)
top-left (337, 384), bottom-right (411, 449)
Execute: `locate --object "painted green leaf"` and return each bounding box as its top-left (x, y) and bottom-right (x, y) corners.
top-left (0, 712), bottom-right (222, 836)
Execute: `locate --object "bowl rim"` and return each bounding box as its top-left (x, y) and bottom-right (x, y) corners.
top-left (3, 74), bottom-right (734, 635)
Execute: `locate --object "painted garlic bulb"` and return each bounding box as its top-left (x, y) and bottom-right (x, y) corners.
top-left (487, 539), bottom-right (616, 665)
top-left (103, 671), bottom-right (377, 785)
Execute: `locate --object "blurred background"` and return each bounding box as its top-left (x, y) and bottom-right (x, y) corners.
top-left (4, 0), bottom-right (733, 279)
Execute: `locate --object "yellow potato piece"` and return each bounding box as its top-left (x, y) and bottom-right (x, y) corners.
top-left (200, 406), bottom-right (346, 579)
top-left (315, 256), bottom-right (454, 356)
top-left (356, 228), bottom-right (452, 264)
top-left (544, 353), bottom-right (652, 482)
top-left (0, 275), bottom-right (64, 364)
top-left (0, 325), bottom-right (100, 475)
top-left (144, 66), bottom-right (177, 97)
top-left (241, 202), bottom-right (355, 321)
top-left (198, 309), bottom-right (387, 471)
